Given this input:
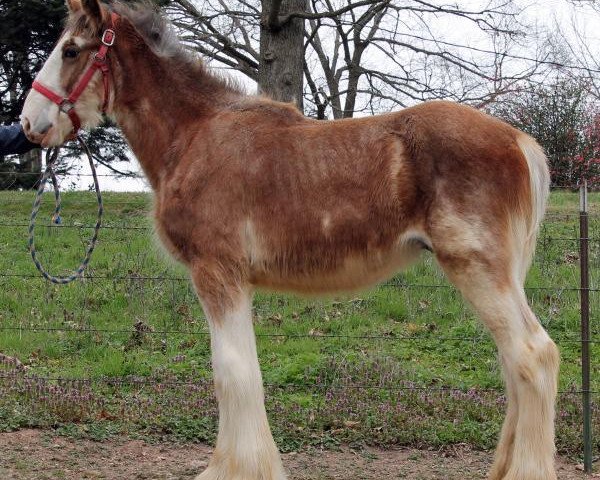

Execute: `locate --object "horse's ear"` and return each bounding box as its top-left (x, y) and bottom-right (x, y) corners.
top-left (65, 0), bottom-right (82, 13)
top-left (81, 0), bottom-right (103, 24)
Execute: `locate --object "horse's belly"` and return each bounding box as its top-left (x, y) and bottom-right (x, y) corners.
top-left (250, 241), bottom-right (425, 295)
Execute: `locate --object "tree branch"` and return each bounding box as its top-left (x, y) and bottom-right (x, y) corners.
top-left (278, 0), bottom-right (390, 27)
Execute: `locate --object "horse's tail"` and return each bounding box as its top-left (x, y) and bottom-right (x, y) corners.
top-left (515, 132), bottom-right (550, 283)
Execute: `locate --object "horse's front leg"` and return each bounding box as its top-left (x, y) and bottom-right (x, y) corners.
top-left (191, 265), bottom-right (286, 480)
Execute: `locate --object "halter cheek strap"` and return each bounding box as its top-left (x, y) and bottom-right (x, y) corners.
top-left (32, 12), bottom-right (119, 136)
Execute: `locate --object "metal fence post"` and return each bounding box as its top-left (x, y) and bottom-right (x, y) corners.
top-left (580, 180), bottom-right (593, 473)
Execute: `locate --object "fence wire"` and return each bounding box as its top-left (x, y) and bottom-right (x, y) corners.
top-left (0, 188), bottom-right (597, 455)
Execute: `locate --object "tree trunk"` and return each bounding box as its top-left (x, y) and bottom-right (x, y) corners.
top-left (258, 0), bottom-right (307, 112)
top-left (344, 63), bottom-right (362, 118)
top-left (18, 149), bottom-right (42, 190)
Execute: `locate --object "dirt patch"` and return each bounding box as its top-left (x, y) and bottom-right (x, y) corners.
top-left (0, 429), bottom-right (594, 479)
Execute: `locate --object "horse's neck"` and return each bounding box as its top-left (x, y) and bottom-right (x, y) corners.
top-left (111, 40), bottom-right (233, 190)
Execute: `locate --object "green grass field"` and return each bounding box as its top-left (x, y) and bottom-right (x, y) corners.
top-left (0, 189), bottom-right (598, 456)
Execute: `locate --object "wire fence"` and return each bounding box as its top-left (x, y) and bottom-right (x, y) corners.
top-left (0, 183), bottom-right (598, 460)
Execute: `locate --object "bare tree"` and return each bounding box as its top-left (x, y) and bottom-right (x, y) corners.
top-left (567, 0), bottom-right (600, 11)
top-left (166, 0), bottom-right (566, 118)
top-left (258, 0), bottom-right (308, 109)
top-left (168, 0), bottom-right (310, 107)
top-left (557, 0), bottom-right (600, 100)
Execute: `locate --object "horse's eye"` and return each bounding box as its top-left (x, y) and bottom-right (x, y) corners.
top-left (63, 48), bottom-right (80, 59)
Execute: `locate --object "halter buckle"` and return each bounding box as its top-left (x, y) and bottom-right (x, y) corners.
top-left (59, 99), bottom-right (75, 113)
top-left (102, 29), bottom-right (116, 47)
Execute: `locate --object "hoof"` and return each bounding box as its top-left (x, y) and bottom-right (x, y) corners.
top-left (194, 458), bottom-right (287, 480)
top-left (497, 468), bottom-right (557, 480)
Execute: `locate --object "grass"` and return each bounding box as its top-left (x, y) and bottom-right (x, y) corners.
top-left (0, 189), bottom-right (598, 456)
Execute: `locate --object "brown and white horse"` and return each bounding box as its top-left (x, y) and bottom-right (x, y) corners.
top-left (21, 1), bottom-right (558, 479)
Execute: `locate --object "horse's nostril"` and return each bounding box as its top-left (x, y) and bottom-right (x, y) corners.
top-left (27, 118), bottom-right (52, 136)
top-left (22, 117), bottom-right (50, 142)
top-left (36, 121), bottom-right (51, 135)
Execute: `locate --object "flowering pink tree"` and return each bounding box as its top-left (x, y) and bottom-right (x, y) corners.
top-left (490, 79), bottom-right (600, 188)
top-left (571, 112), bottom-right (600, 188)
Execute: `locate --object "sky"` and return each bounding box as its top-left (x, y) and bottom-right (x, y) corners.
top-left (64, 0), bottom-right (600, 193)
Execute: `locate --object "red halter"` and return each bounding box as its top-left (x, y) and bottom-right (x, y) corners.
top-left (32, 12), bottom-right (119, 135)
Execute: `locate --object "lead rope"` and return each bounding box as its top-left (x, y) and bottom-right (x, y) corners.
top-left (29, 136), bottom-right (103, 284)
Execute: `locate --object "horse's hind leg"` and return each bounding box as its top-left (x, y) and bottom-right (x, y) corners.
top-left (431, 222), bottom-right (558, 480)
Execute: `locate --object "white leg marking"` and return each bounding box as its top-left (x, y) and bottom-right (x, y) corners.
top-left (468, 289), bottom-right (558, 480)
top-left (196, 293), bottom-right (286, 480)
top-left (499, 296), bottom-right (558, 480)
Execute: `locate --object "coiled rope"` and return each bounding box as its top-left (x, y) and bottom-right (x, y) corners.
top-left (28, 136), bottom-right (103, 284)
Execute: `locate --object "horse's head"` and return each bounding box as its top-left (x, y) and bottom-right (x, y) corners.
top-left (21, 0), bottom-right (114, 147)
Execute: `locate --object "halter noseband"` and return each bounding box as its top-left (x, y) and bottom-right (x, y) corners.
top-left (32, 12), bottom-right (119, 136)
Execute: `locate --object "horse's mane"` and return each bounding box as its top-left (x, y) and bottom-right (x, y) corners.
top-left (108, 0), bottom-right (244, 96)
top-left (111, 1), bottom-right (182, 59)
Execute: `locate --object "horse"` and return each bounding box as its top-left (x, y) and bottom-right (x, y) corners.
top-left (20, 1), bottom-right (558, 479)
